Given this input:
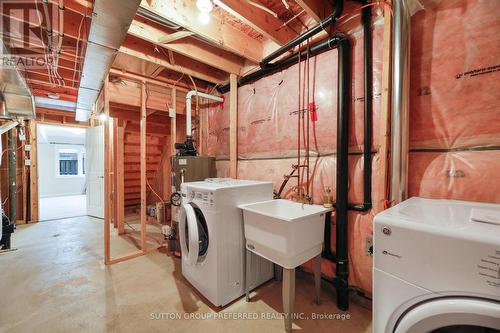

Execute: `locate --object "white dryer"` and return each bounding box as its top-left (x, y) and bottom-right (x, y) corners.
top-left (374, 197), bottom-right (500, 333)
top-left (179, 179), bottom-right (274, 307)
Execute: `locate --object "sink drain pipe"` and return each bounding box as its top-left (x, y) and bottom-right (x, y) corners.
top-left (333, 35), bottom-right (351, 311)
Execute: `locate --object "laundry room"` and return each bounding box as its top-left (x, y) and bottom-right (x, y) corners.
top-left (0, 0), bottom-right (499, 332)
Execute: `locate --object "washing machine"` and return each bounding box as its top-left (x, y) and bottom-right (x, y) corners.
top-left (374, 197), bottom-right (500, 333)
top-left (179, 178), bottom-right (274, 307)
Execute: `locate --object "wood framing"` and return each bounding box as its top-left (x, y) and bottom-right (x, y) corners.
top-left (140, 82), bottom-right (148, 251)
top-left (141, 0), bottom-right (263, 63)
top-left (214, 0), bottom-right (296, 46)
top-left (229, 74), bottom-right (238, 178)
top-left (294, 0), bottom-right (333, 23)
top-left (170, 88), bottom-right (177, 156)
top-left (29, 121), bottom-right (38, 222)
top-left (120, 36), bottom-right (228, 84)
top-left (377, 1), bottom-right (393, 213)
top-left (116, 126), bottom-right (125, 235)
top-left (128, 19), bottom-right (245, 75)
top-left (104, 76), bottom-right (154, 264)
top-left (104, 75), bottom-right (111, 265)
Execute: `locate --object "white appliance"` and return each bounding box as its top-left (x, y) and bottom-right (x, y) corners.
top-left (374, 197), bottom-right (500, 333)
top-left (179, 178), bottom-right (274, 306)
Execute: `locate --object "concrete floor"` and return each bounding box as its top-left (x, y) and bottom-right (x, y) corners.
top-left (39, 195), bottom-right (87, 221)
top-left (0, 216), bottom-right (372, 333)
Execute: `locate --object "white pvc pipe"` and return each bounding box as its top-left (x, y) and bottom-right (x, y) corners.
top-left (185, 90), bottom-right (224, 137)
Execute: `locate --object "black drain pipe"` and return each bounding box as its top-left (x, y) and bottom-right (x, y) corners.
top-left (334, 36), bottom-right (351, 311)
top-left (349, 1), bottom-right (373, 212)
top-left (260, 0), bottom-right (344, 67)
top-left (218, 34), bottom-right (347, 94)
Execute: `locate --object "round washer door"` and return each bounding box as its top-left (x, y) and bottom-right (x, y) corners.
top-left (395, 297), bottom-right (500, 333)
top-left (179, 202), bottom-right (209, 265)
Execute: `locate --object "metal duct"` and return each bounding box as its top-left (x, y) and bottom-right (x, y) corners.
top-left (0, 41), bottom-right (36, 120)
top-left (390, 0), bottom-right (411, 205)
top-left (75, 0), bottom-right (142, 121)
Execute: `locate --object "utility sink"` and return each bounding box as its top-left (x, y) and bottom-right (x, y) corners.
top-left (239, 199), bottom-right (331, 269)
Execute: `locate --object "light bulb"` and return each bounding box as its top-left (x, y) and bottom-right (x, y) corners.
top-left (198, 12), bottom-right (210, 24)
top-left (196, 0), bottom-right (213, 13)
top-left (99, 112), bottom-right (108, 122)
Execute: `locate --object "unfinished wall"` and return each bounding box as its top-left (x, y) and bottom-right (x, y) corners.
top-left (207, 0), bottom-right (500, 295)
top-left (408, 0), bottom-right (500, 203)
top-left (209, 15), bottom-right (384, 293)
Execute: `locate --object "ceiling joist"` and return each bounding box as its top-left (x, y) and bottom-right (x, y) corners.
top-left (294, 0), bottom-right (333, 23)
top-left (120, 35), bottom-right (228, 84)
top-left (213, 0), bottom-right (296, 46)
top-left (128, 19), bottom-right (244, 75)
top-left (140, 0), bottom-right (263, 63)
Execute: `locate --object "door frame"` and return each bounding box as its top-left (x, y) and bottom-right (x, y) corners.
top-left (31, 121), bottom-right (88, 222)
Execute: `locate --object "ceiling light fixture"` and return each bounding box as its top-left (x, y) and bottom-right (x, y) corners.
top-left (196, 0), bottom-right (213, 13)
top-left (196, 0), bottom-right (212, 24)
top-left (198, 12), bottom-right (210, 24)
top-left (99, 112), bottom-right (108, 122)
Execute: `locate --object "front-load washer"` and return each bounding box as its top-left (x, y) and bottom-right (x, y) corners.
top-left (179, 178), bottom-right (274, 306)
top-left (374, 197), bottom-right (500, 333)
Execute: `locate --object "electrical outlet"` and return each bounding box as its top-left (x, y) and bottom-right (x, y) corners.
top-left (366, 237), bottom-right (373, 257)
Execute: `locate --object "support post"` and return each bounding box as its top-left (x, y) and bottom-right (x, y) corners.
top-left (116, 125), bottom-right (125, 235)
top-left (110, 120), bottom-right (116, 228)
top-left (377, 0), bottom-right (393, 213)
top-left (229, 73), bottom-right (238, 178)
top-left (8, 129), bottom-right (16, 223)
top-left (29, 121), bottom-right (38, 222)
top-left (170, 88), bottom-right (177, 156)
top-left (104, 75), bottom-right (111, 265)
top-left (140, 82), bottom-right (147, 251)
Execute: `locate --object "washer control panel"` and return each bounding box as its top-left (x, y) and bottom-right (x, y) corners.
top-left (189, 190), bottom-right (215, 207)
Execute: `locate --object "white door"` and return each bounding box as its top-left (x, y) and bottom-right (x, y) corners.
top-left (86, 126), bottom-right (104, 218)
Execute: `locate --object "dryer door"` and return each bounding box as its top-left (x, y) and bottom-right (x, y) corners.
top-left (395, 297), bottom-right (500, 333)
top-left (179, 203), bottom-right (209, 265)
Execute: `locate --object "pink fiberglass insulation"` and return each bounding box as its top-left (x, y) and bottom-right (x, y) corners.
top-left (207, 15), bottom-right (384, 292)
top-left (409, 151), bottom-right (500, 203)
top-left (236, 24), bottom-right (384, 159)
top-left (207, 95), bottom-right (229, 159)
top-left (409, 0), bottom-right (500, 205)
top-left (206, 0), bottom-right (500, 294)
top-left (410, 0), bottom-right (500, 149)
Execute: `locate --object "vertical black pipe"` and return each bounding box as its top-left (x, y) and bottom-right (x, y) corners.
top-left (8, 129), bottom-right (16, 224)
top-left (362, 1), bottom-right (373, 210)
top-left (335, 37), bottom-right (351, 311)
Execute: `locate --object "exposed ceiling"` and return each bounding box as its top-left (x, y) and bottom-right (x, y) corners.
top-left (1, 0), bottom-right (94, 107)
top-left (3, 0), bottom-right (383, 119)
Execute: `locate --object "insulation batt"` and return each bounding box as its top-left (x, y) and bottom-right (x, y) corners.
top-left (208, 0), bottom-right (500, 294)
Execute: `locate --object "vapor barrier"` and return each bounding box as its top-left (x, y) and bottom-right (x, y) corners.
top-left (408, 0), bottom-right (500, 205)
top-left (207, 0), bottom-right (500, 294)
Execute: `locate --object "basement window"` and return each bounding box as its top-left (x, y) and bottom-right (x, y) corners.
top-left (58, 150), bottom-right (79, 176)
